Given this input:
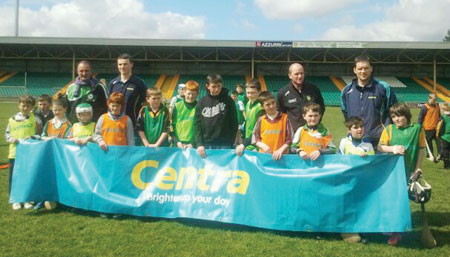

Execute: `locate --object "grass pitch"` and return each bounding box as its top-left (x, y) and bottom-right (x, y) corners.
top-left (0, 102), bottom-right (449, 256)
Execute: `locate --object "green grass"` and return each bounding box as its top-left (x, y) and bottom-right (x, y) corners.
top-left (1, 102), bottom-right (450, 256)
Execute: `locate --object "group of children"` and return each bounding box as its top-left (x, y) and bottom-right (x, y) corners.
top-left (6, 74), bottom-right (450, 246)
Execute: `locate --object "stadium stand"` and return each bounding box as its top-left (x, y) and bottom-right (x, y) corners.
top-left (437, 78), bottom-right (450, 89)
top-left (395, 77), bottom-right (436, 103)
top-left (0, 72), bottom-right (70, 97)
top-left (263, 76), bottom-right (289, 97)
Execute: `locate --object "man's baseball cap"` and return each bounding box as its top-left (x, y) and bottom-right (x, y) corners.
top-left (178, 84), bottom-right (186, 89)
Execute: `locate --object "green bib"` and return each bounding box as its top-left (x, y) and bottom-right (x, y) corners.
top-left (441, 115), bottom-right (450, 142)
top-left (72, 122), bottom-right (95, 139)
top-left (387, 123), bottom-right (422, 177)
top-left (236, 102), bottom-right (244, 125)
top-left (8, 113), bottom-right (36, 159)
top-left (144, 106), bottom-right (169, 146)
top-left (174, 101), bottom-right (196, 144)
top-left (245, 100), bottom-right (263, 139)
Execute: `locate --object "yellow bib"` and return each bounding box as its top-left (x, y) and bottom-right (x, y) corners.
top-left (8, 114), bottom-right (36, 159)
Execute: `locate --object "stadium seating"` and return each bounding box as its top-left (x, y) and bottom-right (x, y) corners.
top-left (0, 72), bottom-right (70, 97)
top-left (437, 78), bottom-right (450, 90)
top-left (393, 77), bottom-right (433, 103)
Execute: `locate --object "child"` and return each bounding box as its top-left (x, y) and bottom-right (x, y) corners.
top-left (235, 79), bottom-right (264, 156)
top-left (235, 83), bottom-right (247, 104)
top-left (94, 92), bottom-right (135, 150)
top-left (169, 83), bottom-right (186, 115)
top-left (377, 102), bottom-right (426, 245)
top-left (68, 103), bottom-right (95, 145)
top-left (252, 91), bottom-right (293, 160)
top-left (339, 116), bottom-right (375, 156)
top-left (41, 96), bottom-right (71, 141)
top-left (338, 116), bottom-right (375, 243)
top-left (436, 103), bottom-right (450, 168)
top-left (171, 80), bottom-right (199, 149)
top-left (33, 94), bottom-right (54, 131)
top-left (137, 88), bottom-right (170, 148)
top-left (194, 73), bottom-right (237, 158)
top-left (231, 90), bottom-right (245, 145)
top-left (292, 103), bottom-right (335, 160)
top-left (5, 95), bottom-right (42, 210)
top-left (418, 93), bottom-right (441, 161)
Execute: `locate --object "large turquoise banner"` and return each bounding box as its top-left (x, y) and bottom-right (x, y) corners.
top-left (10, 139), bottom-right (412, 232)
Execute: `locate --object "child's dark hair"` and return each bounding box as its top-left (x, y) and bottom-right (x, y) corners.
top-left (231, 90), bottom-right (238, 96)
top-left (389, 102), bottom-right (411, 124)
top-left (53, 94), bottom-right (69, 109)
top-left (206, 74), bottom-right (223, 85)
top-left (236, 83), bottom-right (243, 89)
top-left (302, 103), bottom-right (321, 115)
top-left (345, 116), bottom-right (364, 129)
top-left (18, 95), bottom-right (35, 106)
top-left (246, 78), bottom-right (261, 91)
top-left (258, 91), bottom-right (275, 105)
top-left (37, 94), bottom-right (52, 104)
top-left (108, 92), bottom-right (125, 106)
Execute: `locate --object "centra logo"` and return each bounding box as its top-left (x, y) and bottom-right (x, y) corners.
top-left (131, 160), bottom-right (250, 195)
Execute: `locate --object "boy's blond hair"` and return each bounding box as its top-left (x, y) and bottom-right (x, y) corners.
top-left (302, 103), bottom-right (321, 115)
top-left (146, 88), bottom-right (162, 97)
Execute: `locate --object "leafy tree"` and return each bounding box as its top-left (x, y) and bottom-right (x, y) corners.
top-left (444, 29), bottom-right (450, 42)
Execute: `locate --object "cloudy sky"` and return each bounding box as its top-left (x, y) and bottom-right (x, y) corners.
top-left (0, 0), bottom-right (449, 41)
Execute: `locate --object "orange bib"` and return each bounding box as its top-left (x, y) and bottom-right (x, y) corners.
top-left (102, 114), bottom-right (128, 146)
top-left (423, 103), bottom-right (440, 130)
top-left (45, 119), bottom-right (70, 138)
top-left (259, 113), bottom-right (288, 153)
top-left (299, 128), bottom-right (332, 154)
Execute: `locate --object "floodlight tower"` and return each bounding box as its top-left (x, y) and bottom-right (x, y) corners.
top-left (15, 0), bottom-right (19, 36)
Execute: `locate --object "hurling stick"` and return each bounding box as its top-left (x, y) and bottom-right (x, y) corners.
top-left (421, 203), bottom-right (437, 248)
top-left (424, 139), bottom-right (434, 160)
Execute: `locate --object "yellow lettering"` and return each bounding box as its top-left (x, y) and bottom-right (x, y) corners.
top-left (131, 160), bottom-right (159, 190)
top-left (155, 167), bottom-right (177, 190)
top-left (227, 170), bottom-right (250, 195)
top-left (197, 167), bottom-right (215, 191)
top-left (210, 170), bottom-right (232, 192)
top-left (175, 167), bottom-right (197, 190)
top-left (131, 161), bottom-right (250, 195)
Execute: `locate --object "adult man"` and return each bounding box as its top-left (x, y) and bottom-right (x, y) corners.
top-left (341, 55), bottom-right (397, 147)
top-left (109, 54), bottom-right (147, 126)
top-left (277, 63), bottom-right (325, 131)
top-left (418, 93), bottom-right (441, 161)
top-left (66, 60), bottom-right (108, 123)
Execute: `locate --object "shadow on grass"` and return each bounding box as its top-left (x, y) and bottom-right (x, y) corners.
top-left (25, 204), bottom-right (450, 249)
